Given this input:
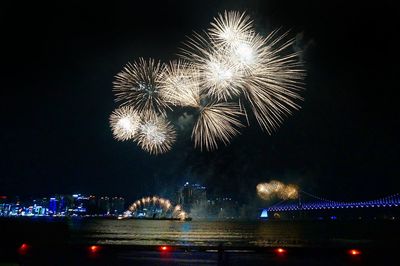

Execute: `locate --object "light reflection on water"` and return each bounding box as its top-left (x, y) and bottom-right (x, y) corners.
top-left (68, 219), bottom-right (393, 247)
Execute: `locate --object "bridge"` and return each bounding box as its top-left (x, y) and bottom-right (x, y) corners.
top-left (263, 191), bottom-right (400, 213)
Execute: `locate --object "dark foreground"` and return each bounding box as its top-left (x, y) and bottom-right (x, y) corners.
top-left (2, 243), bottom-right (399, 266)
top-left (1, 217), bottom-right (399, 265)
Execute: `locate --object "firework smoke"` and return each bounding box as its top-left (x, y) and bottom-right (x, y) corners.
top-left (257, 180), bottom-right (299, 200)
top-left (172, 204), bottom-right (187, 220)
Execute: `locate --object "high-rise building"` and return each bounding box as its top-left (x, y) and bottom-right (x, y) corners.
top-left (178, 182), bottom-right (207, 210)
top-left (49, 197), bottom-right (57, 214)
top-left (47, 195), bottom-right (71, 215)
top-left (72, 194), bottom-right (89, 214)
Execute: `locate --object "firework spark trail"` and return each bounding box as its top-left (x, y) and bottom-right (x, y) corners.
top-left (109, 106), bottom-right (141, 141)
top-left (192, 102), bottom-right (245, 151)
top-left (136, 115), bottom-right (176, 155)
top-left (180, 11), bottom-right (304, 133)
top-left (209, 11), bottom-right (268, 74)
top-left (209, 11), bottom-right (254, 48)
top-left (257, 180), bottom-right (299, 200)
top-left (242, 30), bottom-right (305, 133)
top-left (126, 196), bottom-right (187, 219)
top-left (160, 59), bottom-right (246, 151)
top-left (113, 58), bottom-right (170, 116)
top-left (127, 196), bottom-right (172, 212)
top-left (179, 32), bottom-right (244, 101)
top-left (160, 60), bottom-right (201, 107)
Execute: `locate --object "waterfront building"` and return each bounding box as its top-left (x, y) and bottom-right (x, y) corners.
top-left (177, 182), bottom-right (207, 211)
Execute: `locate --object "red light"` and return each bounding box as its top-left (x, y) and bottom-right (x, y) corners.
top-left (89, 245), bottom-right (100, 253)
top-left (18, 243), bottom-right (30, 255)
top-left (348, 249), bottom-right (361, 256)
top-left (160, 246), bottom-right (170, 252)
top-left (275, 248), bottom-right (287, 254)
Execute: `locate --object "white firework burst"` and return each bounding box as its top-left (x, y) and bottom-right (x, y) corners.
top-left (160, 60), bottom-right (201, 107)
top-left (109, 106), bottom-right (141, 141)
top-left (137, 115), bottom-right (176, 155)
top-left (207, 11), bottom-right (305, 133)
top-left (192, 102), bottom-right (245, 151)
top-left (209, 10), bottom-right (254, 48)
top-left (110, 10), bottom-right (305, 154)
top-left (241, 29), bottom-right (305, 133)
top-left (113, 58), bottom-right (170, 116)
top-left (180, 32), bottom-right (244, 101)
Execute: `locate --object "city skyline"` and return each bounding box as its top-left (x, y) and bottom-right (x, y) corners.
top-left (0, 181), bottom-right (250, 219)
top-left (0, 0), bottom-right (398, 201)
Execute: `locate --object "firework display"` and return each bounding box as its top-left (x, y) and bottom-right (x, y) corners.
top-left (109, 106), bottom-right (141, 141)
top-left (113, 58), bottom-right (170, 116)
top-left (110, 11), bottom-right (305, 154)
top-left (126, 196), bottom-right (187, 220)
top-left (136, 115), bottom-right (176, 155)
top-left (257, 180), bottom-right (299, 200)
top-left (193, 102), bottom-right (244, 151)
top-left (159, 60), bottom-right (201, 107)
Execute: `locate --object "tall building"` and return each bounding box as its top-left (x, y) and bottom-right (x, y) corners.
top-left (70, 194), bottom-right (89, 215)
top-left (178, 182), bottom-right (207, 210)
top-left (49, 197), bottom-right (57, 214)
top-left (48, 195), bottom-right (71, 215)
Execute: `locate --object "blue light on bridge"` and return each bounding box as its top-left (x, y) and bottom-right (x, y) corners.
top-left (265, 192), bottom-right (400, 212)
top-left (260, 209), bottom-right (268, 218)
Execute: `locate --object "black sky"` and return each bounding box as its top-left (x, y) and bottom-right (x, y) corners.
top-left (0, 0), bottom-right (398, 203)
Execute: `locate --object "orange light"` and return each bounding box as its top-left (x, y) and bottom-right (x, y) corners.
top-left (160, 245), bottom-right (169, 251)
top-left (348, 249), bottom-right (361, 256)
top-left (89, 245), bottom-right (100, 253)
top-left (275, 248), bottom-right (287, 254)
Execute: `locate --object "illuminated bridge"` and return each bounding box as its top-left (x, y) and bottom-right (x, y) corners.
top-left (263, 191), bottom-right (400, 213)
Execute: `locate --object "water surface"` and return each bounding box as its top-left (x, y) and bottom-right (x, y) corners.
top-left (68, 219), bottom-right (398, 247)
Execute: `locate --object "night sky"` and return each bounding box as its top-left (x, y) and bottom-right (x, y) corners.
top-left (1, 1), bottom-right (398, 203)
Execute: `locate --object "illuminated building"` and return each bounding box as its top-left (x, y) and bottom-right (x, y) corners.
top-left (49, 197), bottom-right (57, 214)
top-left (178, 182), bottom-right (207, 211)
top-left (0, 194), bottom-right (125, 217)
